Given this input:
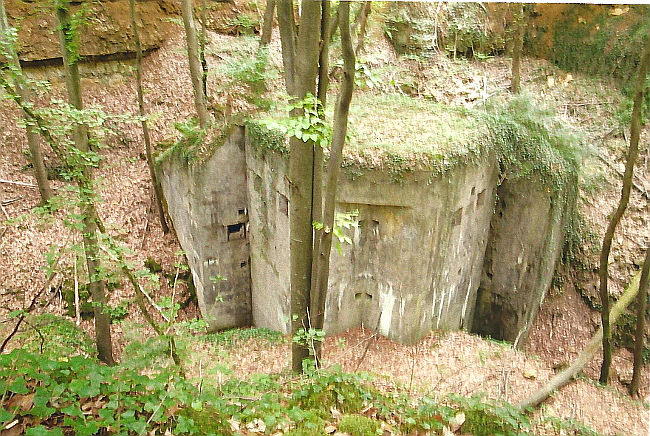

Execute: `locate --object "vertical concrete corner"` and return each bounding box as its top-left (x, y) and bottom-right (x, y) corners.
top-left (472, 176), bottom-right (577, 347)
top-left (158, 126), bottom-right (252, 331)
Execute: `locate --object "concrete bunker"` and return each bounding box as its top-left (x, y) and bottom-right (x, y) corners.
top-left (157, 97), bottom-right (578, 346)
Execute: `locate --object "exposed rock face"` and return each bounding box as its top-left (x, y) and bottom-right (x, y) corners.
top-left (159, 127), bottom-right (575, 346)
top-left (528, 4), bottom-right (650, 88)
top-left (384, 1), bottom-right (509, 57)
top-left (472, 177), bottom-right (577, 347)
top-left (5, 0), bottom-right (178, 62)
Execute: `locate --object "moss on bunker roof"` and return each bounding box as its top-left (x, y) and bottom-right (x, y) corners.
top-left (342, 92), bottom-right (489, 173)
top-left (248, 92), bottom-right (490, 175)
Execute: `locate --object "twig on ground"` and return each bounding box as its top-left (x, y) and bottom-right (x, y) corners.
top-left (0, 239), bottom-right (69, 353)
top-left (353, 313), bottom-right (382, 372)
top-left (0, 202), bottom-right (9, 220)
top-left (1, 197), bottom-right (22, 206)
top-left (140, 217), bottom-right (149, 250)
top-left (0, 179), bottom-right (38, 188)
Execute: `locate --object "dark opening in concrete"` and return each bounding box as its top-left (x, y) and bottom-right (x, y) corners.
top-left (227, 223), bottom-right (246, 240)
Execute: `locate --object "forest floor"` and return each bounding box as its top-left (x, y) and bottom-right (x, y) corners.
top-left (0, 12), bottom-right (649, 436)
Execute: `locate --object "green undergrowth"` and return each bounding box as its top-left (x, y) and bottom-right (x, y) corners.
top-left (1, 322), bottom-right (605, 436)
top-left (202, 327), bottom-right (285, 346)
top-left (483, 94), bottom-right (583, 192)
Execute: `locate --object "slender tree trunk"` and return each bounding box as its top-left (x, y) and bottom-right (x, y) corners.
top-left (599, 32), bottom-right (650, 384)
top-left (310, 1), bottom-right (355, 366)
top-left (277, 0), bottom-right (297, 94)
top-left (55, 1), bottom-right (114, 365)
top-left (630, 247), bottom-right (650, 396)
top-left (327, 5), bottom-right (339, 43)
top-left (309, 0), bottom-right (331, 365)
top-left (181, 0), bottom-right (209, 129)
top-left (199, 0), bottom-right (209, 98)
top-left (129, 0), bottom-right (169, 234)
top-left (510, 3), bottom-right (525, 94)
top-left (260, 0), bottom-right (276, 46)
top-left (354, 1), bottom-right (371, 56)
top-left (0, 0), bottom-right (52, 204)
top-left (519, 270), bottom-right (642, 410)
top-left (278, 0), bottom-right (322, 373)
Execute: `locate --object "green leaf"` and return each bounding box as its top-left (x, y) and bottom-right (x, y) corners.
top-left (30, 404), bottom-right (56, 419)
top-left (73, 420), bottom-right (99, 436)
top-left (25, 426), bottom-right (63, 436)
top-left (8, 377), bottom-right (28, 394)
top-left (0, 408), bottom-right (14, 424)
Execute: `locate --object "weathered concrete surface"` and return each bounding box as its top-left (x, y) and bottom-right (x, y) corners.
top-left (472, 177), bottom-right (576, 347)
top-left (160, 127), bottom-right (575, 346)
top-left (158, 126), bottom-right (251, 331)
top-left (5, 0), bottom-right (178, 62)
top-left (244, 143), bottom-right (292, 333)
top-left (245, 135), bottom-right (498, 343)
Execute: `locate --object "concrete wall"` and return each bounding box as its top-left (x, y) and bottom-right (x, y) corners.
top-left (245, 144), bottom-right (292, 333)
top-left (471, 177), bottom-right (576, 347)
top-left (160, 127), bottom-right (575, 346)
top-left (245, 132), bottom-right (498, 343)
top-left (158, 126), bottom-right (251, 330)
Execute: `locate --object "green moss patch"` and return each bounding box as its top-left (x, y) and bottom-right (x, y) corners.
top-left (343, 93), bottom-right (490, 177)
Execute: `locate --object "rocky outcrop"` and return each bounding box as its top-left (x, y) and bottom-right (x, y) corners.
top-left (384, 2), bottom-right (510, 57)
top-left (5, 0), bottom-right (178, 62)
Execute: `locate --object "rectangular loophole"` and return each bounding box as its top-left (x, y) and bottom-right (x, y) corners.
top-left (238, 208), bottom-right (247, 216)
top-left (227, 222), bottom-right (246, 241)
top-left (240, 260), bottom-right (248, 268)
top-left (278, 193), bottom-right (289, 216)
top-left (359, 219), bottom-right (379, 235)
top-left (452, 207), bottom-right (463, 226)
top-left (476, 189), bottom-right (486, 208)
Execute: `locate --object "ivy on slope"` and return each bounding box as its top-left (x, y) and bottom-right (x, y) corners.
top-left (484, 94), bottom-right (584, 193)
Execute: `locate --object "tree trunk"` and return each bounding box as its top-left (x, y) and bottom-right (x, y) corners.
top-left (599, 32), bottom-right (650, 384)
top-left (518, 270), bottom-right (642, 410)
top-left (309, 0), bottom-right (331, 366)
top-left (354, 1), bottom-right (371, 56)
top-left (630, 247), bottom-right (650, 396)
top-left (510, 3), bottom-right (525, 94)
top-left (129, 0), bottom-right (169, 235)
top-left (260, 0), bottom-right (276, 46)
top-left (199, 0), bottom-right (209, 98)
top-left (310, 1), bottom-right (355, 366)
top-left (278, 0), bottom-right (323, 373)
top-left (55, 1), bottom-right (114, 365)
top-left (0, 0), bottom-right (52, 204)
top-left (277, 0), bottom-right (297, 95)
top-left (181, 0), bottom-right (209, 129)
